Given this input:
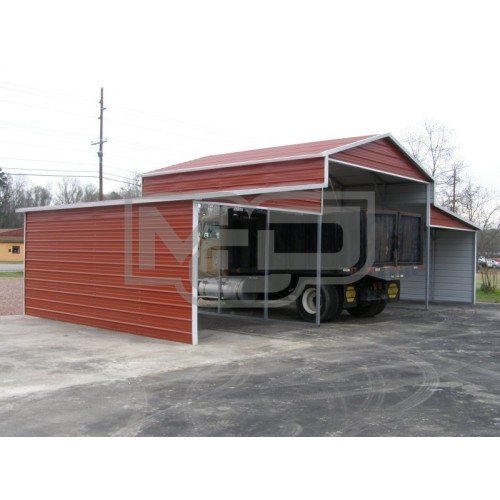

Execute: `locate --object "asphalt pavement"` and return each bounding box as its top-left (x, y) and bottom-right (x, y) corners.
top-left (1, 302), bottom-right (499, 436)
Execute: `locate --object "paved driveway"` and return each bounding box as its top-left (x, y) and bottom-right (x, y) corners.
top-left (0, 302), bottom-right (499, 436)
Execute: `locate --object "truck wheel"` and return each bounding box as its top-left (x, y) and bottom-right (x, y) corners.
top-left (296, 285), bottom-right (342, 323)
top-left (347, 299), bottom-right (387, 318)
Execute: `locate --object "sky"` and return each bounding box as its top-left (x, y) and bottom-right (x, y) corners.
top-left (1, 0), bottom-right (499, 195)
top-left (1, 0), bottom-right (498, 476)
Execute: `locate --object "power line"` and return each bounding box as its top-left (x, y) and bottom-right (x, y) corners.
top-left (0, 156), bottom-right (97, 167)
top-left (0, 81), bottom-right (271, 181)
top-left (0, 97), bottom-right (95, 119)
top-left (0, 121), bottom-right (92, 140)
top-left (109, 137), bottom-right (192, 155)
top-left (107, 103), bottom-right (264, 144)
top-left (1, 80), bottom-right (266, 148)
top-left (1, 81), bottom-right (262, 145)
top-left (106, 115), bottom-right (243, 148)
top-left (3, 166), bottom-right (136, 183)
top-left (0, 122), bottom-right (190, 156)
top-left (0, 92), bottom-right (245, 155)
top-left (0, 156), bottom-right (138, 179)
top-left (0, 81), bottom-right (96, 107)
top-left (6, 172), bottom-right (139, 186)
top-left (0, 139), bottom-right (99, 155)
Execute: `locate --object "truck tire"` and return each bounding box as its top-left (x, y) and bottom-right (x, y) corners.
top-left (296, 285), bottom-right (342, 323)
top-left (347, 299), bottom-right (387, 318)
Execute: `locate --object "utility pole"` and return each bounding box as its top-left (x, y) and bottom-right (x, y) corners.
top-left (452, 166), bottom-right (456, 212)
top-left (92, 87), bottom-right (107, 200)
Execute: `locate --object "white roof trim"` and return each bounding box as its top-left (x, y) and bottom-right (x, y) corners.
top-left (321, 133), bottom-right (388, 156)
top-left (430, 224), bottom-right (477, 232)
top-left (17, 182), bottom-right (328, 214)
top-left (18, 197), bottom-right (135, 212)
top-left (328, 159), bottom-right (430, 184)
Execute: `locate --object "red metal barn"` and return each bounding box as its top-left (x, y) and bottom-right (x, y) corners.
top-left (20, 134), bottom-right (479, 344)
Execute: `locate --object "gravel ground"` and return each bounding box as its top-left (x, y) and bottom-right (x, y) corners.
top-left (0, 277), bottom-right (23, 315)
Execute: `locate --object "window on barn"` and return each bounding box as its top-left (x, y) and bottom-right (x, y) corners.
top-left (12, 246), bottom-right (20, 254)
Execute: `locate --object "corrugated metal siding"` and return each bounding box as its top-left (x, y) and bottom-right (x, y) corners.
top-left (399, 229), bottom-right (476, 303)
top-left (331, 138), bottom-right (429, 182)
top-left (430, 229), bottom-right (475, 303)
top-left (400, 268), bottom-right (426, 301)
top-left (431, 205), bottom-right (476, 230)
top-left (142, 158), bottom-right (326, 196)
top-left (384, 183), bottom-right (428, 216)
top-left (25, 201), bottom-right (194, 343)
top-left (207, 189), bottom-right (322, 213)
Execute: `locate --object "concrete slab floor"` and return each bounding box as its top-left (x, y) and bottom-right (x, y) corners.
top-left (0, 302), bottom-right (499, 436)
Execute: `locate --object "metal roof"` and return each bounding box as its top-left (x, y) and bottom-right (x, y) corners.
top-left (143, 134), bottom-right (378, 177)
top-left (0, 228), bottom-right (23, 236)
top-left (430, 205), bottom-right (481, 231)
top-left (0, 228), bottom-right (24, 242)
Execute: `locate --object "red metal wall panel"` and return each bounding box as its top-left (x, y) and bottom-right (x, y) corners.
top-left (430, 205), bottom-right (477, 231)
top-left (25, 201), bottom-right (194, 343)
top-left (331, 138), bottom-right (430, 182)
top-left (142, 157), bottom-right (326, 196)
top-left (207, 189), bottom-right (323, 213)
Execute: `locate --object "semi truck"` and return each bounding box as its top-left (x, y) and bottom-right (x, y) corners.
top-left (198, 206), bottom-right (423, 322)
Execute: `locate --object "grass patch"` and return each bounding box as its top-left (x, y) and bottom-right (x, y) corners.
top-left (476, 288), bottom-right (500, 303)
top-left (476, 271), bottom-right (500, 303)
top-left (0, 272), bottom-right (23, 278)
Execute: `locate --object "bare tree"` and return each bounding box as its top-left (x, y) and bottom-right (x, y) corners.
top-left (55, 178), bottom-right (104, 204)
top-left (105, 171), bottom-right (142, 200)
top-left (0, 173), bottom-right (13, 228)
top-left (403, 119), bottom-right (500, 232)
top-left (402, 119), bottom-right (455, 179)
top-left (0, 168), bottom-right (7, 189)
top-left (26, 185), bottom-right (52, 207)
top-left (82, 184), bottom-right (100, 202)
top-left (403, 120), bottom-right (464, 212)
top-left (438, 160), bottom-right (466, 212)
top-left (478, 229), bottom-right (500, 257)
top-left (0, 175), bottom-right (52, 227)
top-left (1, 176), bottom-right (30, 227)
top-left (122, 170), bottom-right (142, 198)
top-left (54, 177), bottom-right (85, 204)
top-left (457, 176), bottom-right (500, 230)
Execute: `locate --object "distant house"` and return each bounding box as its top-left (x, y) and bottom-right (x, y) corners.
top-left (0, 228), bottom-right (24, 262)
